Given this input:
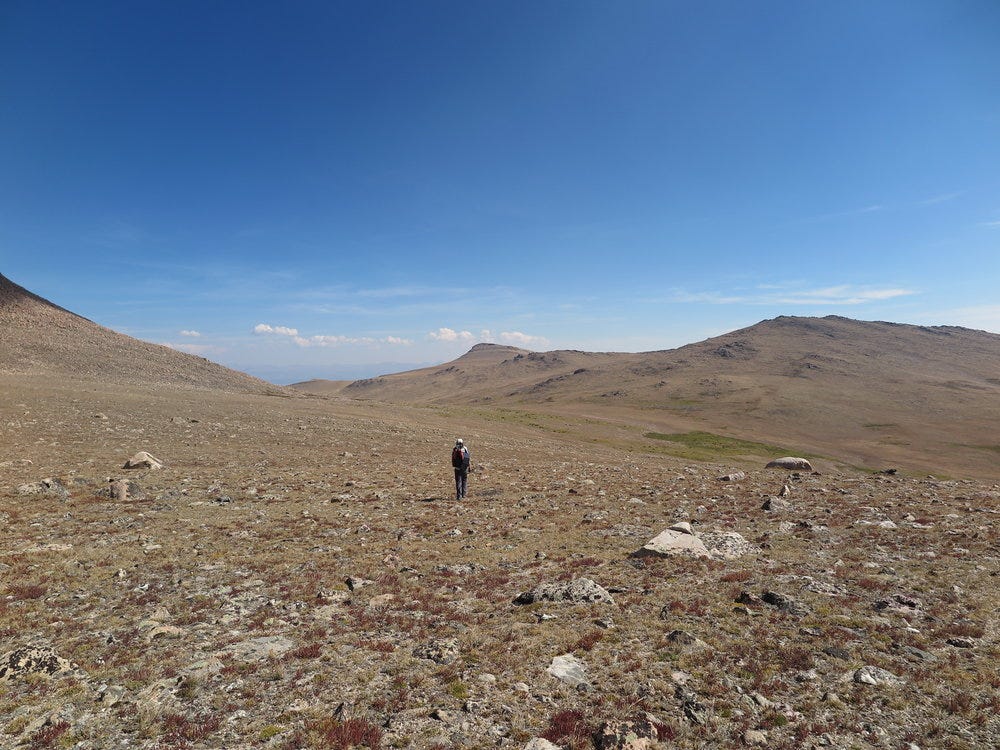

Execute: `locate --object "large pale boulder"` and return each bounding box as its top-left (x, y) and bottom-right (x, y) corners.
top-left (633, 527), bottom-right (709, 558)
top-left (765, 457), bottom-right (812, 471)
top-left (123, 451), bottom-right (164, 470)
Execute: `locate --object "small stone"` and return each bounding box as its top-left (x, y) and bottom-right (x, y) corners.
top-left (523, 740), bottom-right (561, 750)
top-left (762, 496), bottom-right (792, 512)
top-left (413, 638), bottom-right (459, 665)
top-left (345, 576), bottom-right (373, 591)
top-left (946, 637), bottom-right (976, 649)
top-left (761, 590), bottom-right (810, 616)
top-left (717, 471), bottom-right (746, 482)
top-left (852, 665), bottom-right (904, 687)
top-left (743, 729), bottom-right (768, 745)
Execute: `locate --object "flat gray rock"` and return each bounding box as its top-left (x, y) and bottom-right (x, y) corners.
top-left (547, 653), bottom-right (589, 687)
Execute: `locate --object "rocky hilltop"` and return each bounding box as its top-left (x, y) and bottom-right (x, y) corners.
top-left (330, 316), bottom-right (1000, 479)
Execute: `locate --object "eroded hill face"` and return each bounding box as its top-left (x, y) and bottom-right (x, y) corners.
top-left (321, 317), bottom-right (1000, 479)
top-left (0, 273), bottom-right (281, 394)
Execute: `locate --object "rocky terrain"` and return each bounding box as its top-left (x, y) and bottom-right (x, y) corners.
top-left (1, 274), bottom-right (998, 749)
top-left (2, 373), bottom-right (998, 749)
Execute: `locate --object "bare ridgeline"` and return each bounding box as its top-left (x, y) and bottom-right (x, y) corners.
top-left (1, 272), bottom-right (998, 749)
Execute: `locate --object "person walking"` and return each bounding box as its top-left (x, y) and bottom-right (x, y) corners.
top-left (451, 439), bottom-right (470, 500)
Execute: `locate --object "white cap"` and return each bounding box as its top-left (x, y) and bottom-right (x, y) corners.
top-left (456, 439), bottom-right (464, 445)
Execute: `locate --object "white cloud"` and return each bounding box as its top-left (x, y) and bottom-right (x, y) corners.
top-left (499, 331), bottom-right (549, 347)
top-left (254, 323), bottom-right (299, 336)
top-left (179, 330), bottom-right (201, 337)
top-left (428, 327), bottom-right (476, 342)
top-left (978, 220), bottom-right (1000, 227)
top-left (254, 323), bottom-right (411, 348)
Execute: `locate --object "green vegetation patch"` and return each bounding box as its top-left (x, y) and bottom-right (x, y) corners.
top-left (643, 430), bottom-right (794, 461)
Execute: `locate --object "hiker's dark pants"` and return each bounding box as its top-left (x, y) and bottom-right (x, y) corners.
top-left (455, 469), bottom-right (468, 499)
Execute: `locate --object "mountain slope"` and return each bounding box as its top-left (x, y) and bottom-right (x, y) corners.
top-left (332, 316), bottom-right (1000, 477)
top-left (0, 273), bottom-right (282, 394)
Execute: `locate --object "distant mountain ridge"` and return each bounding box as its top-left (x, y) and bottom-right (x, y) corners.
top-left (0, 273), bottom-right (282, 394)
top-left (330, 315), bottom-right (1000, 477)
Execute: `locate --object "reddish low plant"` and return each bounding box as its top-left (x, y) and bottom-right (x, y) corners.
top-left (541, 709), bottom-right (594, 750)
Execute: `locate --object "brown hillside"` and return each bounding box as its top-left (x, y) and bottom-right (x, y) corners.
top-left (0, 273), bottom-right (282, 394)
top-left (333, 316), bottom-right (1000, 478)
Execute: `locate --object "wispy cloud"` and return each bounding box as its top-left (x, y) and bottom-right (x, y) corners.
top-left (179, 329), bottom-right (201, 337)
top-left (669, 284), bottom-right (916, 306)
top-left (978, 220), bottom-right (1000, 227)
top-left (800, 204), bottom-right (884, 223)
top-left (920, 191), bottom-right (963, 205)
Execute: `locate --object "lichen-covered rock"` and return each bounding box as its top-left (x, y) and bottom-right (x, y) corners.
top-left (0, 646), bottom-right (86, 682)
top-left (514, 577), bottom-right (614, 605)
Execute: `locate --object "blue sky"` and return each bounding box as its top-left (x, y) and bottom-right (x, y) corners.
top-left (2, 1), bottom-right (999, 383)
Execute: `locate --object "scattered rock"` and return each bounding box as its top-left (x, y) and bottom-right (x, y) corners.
top-left (514, 577), bottom-right (614, 605)
top-left (219, 636), bottom-right (295, 661)
top-left (123, 451), bottom-right (164, 470)
top-left (594, 712), bottom-right (664, 749)
top-left (700, 531), bottom-right (759, 560)
top-left (546, 653), bottom-right (589, 688)
top-left (17, 478), bottom-right (68, 497)
top-left (765, 457), bottom-right (813, 471)
top-left (413, 638), bottom-right (460, 664)
top-left (633, 527), bottom-right (709, 558)
top-left (762, 496), bottom-right (792, 512)
top-left (852, 665), bottom-right (904, 687)
top-left (665, 630), bottom-right (709, 649)
top-left (345, 576), bottom-right (373, 591)
top-left (874, 593), bottom-right (923, 614)
top-left (761, 590), bottom-right (810, 616)
top-left (717, 471), bottom-right (746, 482)
top-left (0, 646), bottom-right (87, 683)
top-left (523, 740), bottom-right (561, 750)
top-left (946, 637), bottom-right (976, 649)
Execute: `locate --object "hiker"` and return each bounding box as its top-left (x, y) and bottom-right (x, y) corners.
top-left (451, 439), bottom-right (471, 499)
